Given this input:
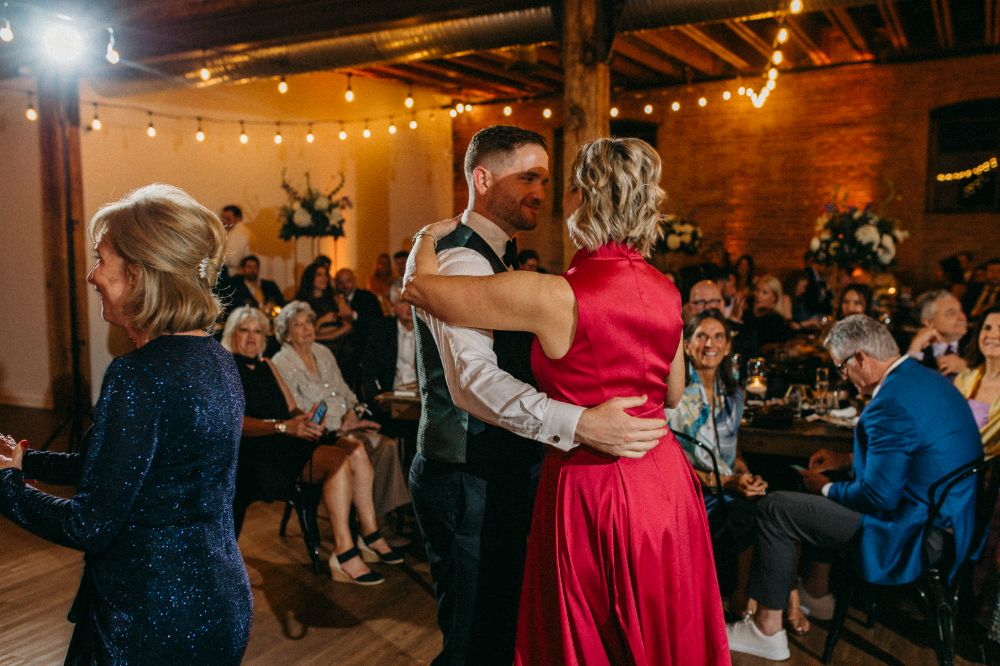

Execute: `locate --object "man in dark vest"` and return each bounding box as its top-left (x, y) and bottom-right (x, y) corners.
top-left (409, 125), bottom-right (668, 665)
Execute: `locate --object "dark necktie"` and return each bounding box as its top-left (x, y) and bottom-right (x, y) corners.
top-left (503, 238), bottom-right (519, 269)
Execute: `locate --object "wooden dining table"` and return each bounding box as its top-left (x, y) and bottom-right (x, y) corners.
top-left (740, 419), bottom-right (855, 458)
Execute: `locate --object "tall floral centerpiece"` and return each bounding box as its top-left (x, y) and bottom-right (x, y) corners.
top-left (278, 171), bottom-right (352, 241)
top-left (654, 214), bottom-right (702, 255)
top-left (805, 202), bottom-right (908, 272)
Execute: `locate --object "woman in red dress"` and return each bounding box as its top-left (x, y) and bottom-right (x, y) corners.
top-left (405, 137), bottom-right (729, 664)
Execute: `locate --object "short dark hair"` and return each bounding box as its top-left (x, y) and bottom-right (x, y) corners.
top-left (222, 204), bottom-right (242, 220)
top-left (313, 254), bottom-right (332, 268)
top-left (463, 125), bottom-right (547, 181)
top-left (393, 250), bottom-right (409, 260)
top-left (240, 254), bottom-right (259, 268)
top-left (517, 249), bottom-right (540, 264)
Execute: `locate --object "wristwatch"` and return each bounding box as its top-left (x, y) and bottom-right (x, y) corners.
top-left (274, 420), bottom-right (287, 434)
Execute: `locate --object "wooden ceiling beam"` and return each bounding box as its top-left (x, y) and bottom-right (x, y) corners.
top-left (786, 17), bottom-right (832, 66)
top-left (929, 0), bottom-right (955, 49)
top-left (402, 61), bottom-right (525, 97)
top-left (614, 37), bottom-right (686, 79)
top-left (630, 29), bottom-right (721, 76)
top-left (725, 20), bottom-right (773, 59)
top-left (673, 25), bottom-right (751, 71)
top-left (439, 56), bottom-right (556, 93)
top-left (823, 7), bottom-right (875, 61)
top-left (989, 0), bottom-right (1000, 46)
top-left (876, 1), bottom-right (909, 51)
top-left (362, 64), bottom-right (499, 98)
top-left (608, 52), bottom-right (667, 83)
top-left (468, 52), bottom-right (564, 86)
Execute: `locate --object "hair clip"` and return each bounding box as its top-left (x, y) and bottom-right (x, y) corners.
top-left (197, 257), bottom-right (211, 279)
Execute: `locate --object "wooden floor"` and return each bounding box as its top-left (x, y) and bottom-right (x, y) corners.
top-left (0, 406), bottom-right (990, 665)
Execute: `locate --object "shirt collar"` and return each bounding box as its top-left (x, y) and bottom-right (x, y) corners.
top-left (462, 209), bottom-right (512, 261)
top-left (872, 355), bottom-right (908, 398)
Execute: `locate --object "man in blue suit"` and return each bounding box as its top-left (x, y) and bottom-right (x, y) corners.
top-left (728, 314), bottom-right (982, 660)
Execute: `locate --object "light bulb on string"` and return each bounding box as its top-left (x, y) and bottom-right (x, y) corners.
top-left (698, 97), bottom-right (707, 107)
top-left (338, 124), bottom-right (347, 141)
top-left (610, 106), bottom-right (619, 118)
top-left (768, 67), bottom-right (779, 80)
top-left (455, 101), bottom-right (464, 113)
top-left (388, 120), bottom-right (397, 135)
top-left (306, 123), bottom-right (315, 143)
top-left (789, 0), bottom-right (804, 15)
top-left (239, 121), bottom-right (249, 144)
top-left (105, 28), bottom-right (119, 64)
top-left (90, 104), bottom-right (101, 130)
top-left (404, 82), bottom-right (414, 109)
top-left (449, 108), bottom-right (458, 118)
top-left (344, 73), bottom-right (354, 102)
top-left (542, 107), bottom-right (552, 119)
top-left (771, 50), bottom-right (784, 65)
top-left (502, 105), bottom-right (512, 117)
top-left (723, 90), bottom-right (732, 101)
top-left (199, 50), bottom-right (210, 81)
top-left (777, 27), bottom-right (789, 44)
top-left (0, 19), bottom-right (12, 43)
top-left (25, 98), bottom-right (38, 121)
top-left (274, 123), bottom-right (282, 144)
top-left (766, 79), bottom-right (777, 91)
top-left (146, 112), bottom-right (156, 137)
top-left (465, 104), bottom-right (473, 112)
top-left (643, 104), bottom-right (653, 114)
top-left (671, 101), bottom-right (680, 112)
top-left (362, 121), bottom-right (371, 139)
top-left (278, 75), bottom-right (288, 94)
top-left (738, 85), bottom-right (746, 95)
top-left (195, 117), bottom-right (205, 143)
top-left (409, 114), bottom-right (418, 130)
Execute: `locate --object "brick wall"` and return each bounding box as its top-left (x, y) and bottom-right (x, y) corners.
top-left (452, 52), bottom-right (1000, 287)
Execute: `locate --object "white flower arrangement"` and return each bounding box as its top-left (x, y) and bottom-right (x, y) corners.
top-left (279, 170), bottom-right (353, 240)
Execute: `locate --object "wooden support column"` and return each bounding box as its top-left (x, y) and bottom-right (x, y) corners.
top-left (37, 72), bottom-right (91, 424)
top-left (560, 0), bottom-right (614, 266)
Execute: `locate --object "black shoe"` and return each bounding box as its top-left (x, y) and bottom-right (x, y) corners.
top-left (357, 530), bottom-right (405, 565)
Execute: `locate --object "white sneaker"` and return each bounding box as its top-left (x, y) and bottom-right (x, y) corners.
top-left (726, 617), bottom-right (791, 661)
top-left (798, 581), bottom-right (836, 621)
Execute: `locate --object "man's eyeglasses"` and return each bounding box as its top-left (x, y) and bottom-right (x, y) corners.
top-left (835, 353), bottom-right (855, 378)
top-left (691, 298), bottom-right (724, 308)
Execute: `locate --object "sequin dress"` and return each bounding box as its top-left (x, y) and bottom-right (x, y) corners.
top-left (0, 335), bottom-right (253, 664)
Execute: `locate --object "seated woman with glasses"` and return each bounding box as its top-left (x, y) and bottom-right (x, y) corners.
top-left (668, 310), bottom-right (810, 633)
top-left (222, 306), bottom-right (393, 585)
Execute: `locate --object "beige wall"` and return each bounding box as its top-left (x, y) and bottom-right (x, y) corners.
top-left (0, 71), bottom-right (453, 406)
top-left (0, 79), bottom-right (51, 407)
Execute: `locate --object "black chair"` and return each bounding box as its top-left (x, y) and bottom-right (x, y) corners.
top-left (278, 482), bottom-right (325, 575)
top-left (822, 455), bottom-right (1000, 666)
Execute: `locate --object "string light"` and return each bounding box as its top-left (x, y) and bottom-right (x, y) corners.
top-left (771, 50), bottom-right (784, 65)
top-left (698, 97), bottom-right (707, 107)
top-left (146, 112), bottom-right (156, 137)
top-left (273, 123), bottom-right (282, 144)
top-left (338, 123), bottom-right (347, 141)
top-left (502, 105), bottom-right (512, 117)
top-left (449, 108), bottom-right (457, 118)
top-left (671, 101), bottom-right (680, 112)
top-left (643, 104), bottom-right (653, 114)
top-left (777, 27), bottom-right (789, 44)
top-left (388, 120), bottom-right (397, 135)
top-left (409, 114), bottom-right (417, 130)
top-left (90, 104), bottom-right (101, 130)
top-left (768, 67), bottom-right (779, 80)
top-left (0, 19), bottom-right (12, 43)
top-left (239, 121), bottom-right (249, 144)
top-left (610, 106), bottom-right (619, 118)
top-left (404, 82), bottom-right (414, 109)
top-left (455, 101), bottom-right (464, 114)
top-left (738, 86), bottom-right (746, 95)
top-left (344, 74), bottom-right (354, 102)
top-left (362, 120), bottom-right (371, 139)
top-left (789, 0), bottom-right (804, 14)
top-left (195, 117), bottom-right (205, 142)
top-left (24, 94), bottom-right (37, 121)
top-left (722, 90), bottom-right (732, 101)
top-left (306, 123), bottom-right (315, 143)
top-left (766, 79), bottom-right (777, 91)
top-left (542, 107), bottom-right (552, 119)
top-left (105, 28), bottom-right (119, 64)
top-left (465, 104), bottom-right (473, 112)
top-left (199, 51), bottom-right (210, 81)
top-left (936, 157), bottom-right (998, 181)
top-left (278, 75), bottom-right (288, 94)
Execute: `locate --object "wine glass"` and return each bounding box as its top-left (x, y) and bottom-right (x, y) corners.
top-left (815, 367), bottom-right (830, 415)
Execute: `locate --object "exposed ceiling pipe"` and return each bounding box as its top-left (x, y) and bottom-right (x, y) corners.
top-left (91, 0), bottom-right (875, 96)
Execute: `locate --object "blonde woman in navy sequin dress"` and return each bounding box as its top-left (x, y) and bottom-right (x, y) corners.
top-left (0, 185), bottom-right (252, 664)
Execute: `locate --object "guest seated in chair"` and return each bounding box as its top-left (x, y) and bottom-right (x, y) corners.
top-left (836, 283), bottom-right (873, 320)
top-left (744, 275), bottom-right (793, 348)
top-left (230, 255), bottom-right (285, 312)
top-left (271, 301), bottom-right (411, 527)
top-left (222, 306), bottom-right (398, 585)
top-left (908, 289), bottom-right (969, 377)
top-left (727, 314), bottom-right (982, 661)
top-left (670, 310), bottom-right (809, 634)
top-left (294, 262), bottom-right (353, 352)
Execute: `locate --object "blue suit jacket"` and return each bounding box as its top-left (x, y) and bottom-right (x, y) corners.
top-left (827, 357), bottom-right (981, 585)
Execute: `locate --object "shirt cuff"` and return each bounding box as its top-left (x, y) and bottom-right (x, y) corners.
top-left (907, 349), bottom-right (925, 362)
top-left (821, 482), bottom-right (833, 497)
top-left (540, 401), bottom-right (584, 452)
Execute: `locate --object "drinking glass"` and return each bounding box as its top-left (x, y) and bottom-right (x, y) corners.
top-left (815, 367), bottom-right (830, 415)
top-left (730, 353), bottom-right (742, 385)
top-left (746, 357), bottom-right (767, 398)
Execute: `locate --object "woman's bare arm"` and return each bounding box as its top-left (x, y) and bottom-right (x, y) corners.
top-left (665, 338), bottom-right (685, 408)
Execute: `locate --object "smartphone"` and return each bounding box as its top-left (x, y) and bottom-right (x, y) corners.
top-left (790, 464), bottom-right (807, 473)
top-left (312, 401), bottom-right (328, 424)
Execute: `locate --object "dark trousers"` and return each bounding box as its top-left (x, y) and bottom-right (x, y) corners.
top-left (409, 452), bottom-right (538, 666)
top-left (748, 491), bottom-right (862, 610)
top-left (705, 490), bottom-right (760, 597)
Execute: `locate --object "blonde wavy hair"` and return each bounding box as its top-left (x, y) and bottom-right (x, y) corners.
top-left (88, 184), bottom-right (227, 338)
top-left (220, 306), bottom-right (271, 353)
top-left (567, 137), bottom-right (666, 256)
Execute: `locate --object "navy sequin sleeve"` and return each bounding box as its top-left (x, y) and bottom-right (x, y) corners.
top-left (0, 336), bottom-right (253, 664)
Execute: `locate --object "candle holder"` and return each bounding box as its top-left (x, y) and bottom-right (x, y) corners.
top-left (746, 357), bottom-right (767, 398)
